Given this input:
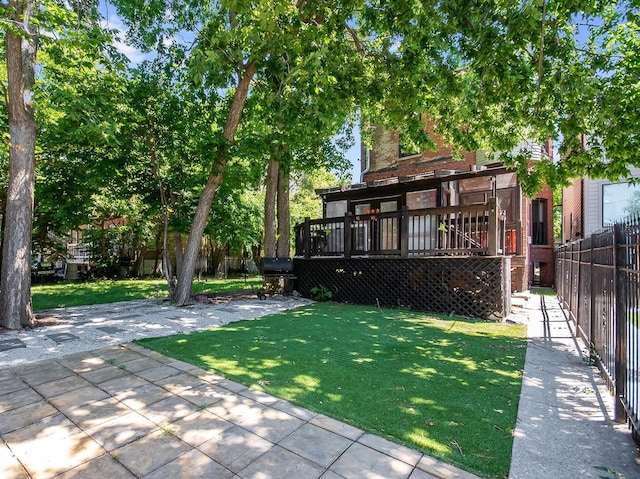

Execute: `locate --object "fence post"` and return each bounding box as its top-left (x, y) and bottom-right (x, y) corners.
top-left (344, 212), bottom-right (352, 259)
top-left (488, 197), bottom-right (498, 256)
top-left (560, 244), bottom-right (566, 304)
top-left (294, 224), bottom-right (301, 256)
top-left (556, 244), bottom-right (562, 301)
top-left (303, 217), bottom-right (311, 260)
top-left (613, 223), bottom-right (628, 423)
top-left (576, 239), bottom-right (582, 329)
top-left (589, 238), bottom-right (595, 350)
top-left (570, 242), bottom-right (577, 316)
top-left (401, 206), bottom-right (409, 258)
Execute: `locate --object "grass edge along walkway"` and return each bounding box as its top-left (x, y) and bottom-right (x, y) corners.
top-left (137, 302), bottom-right (527, 478)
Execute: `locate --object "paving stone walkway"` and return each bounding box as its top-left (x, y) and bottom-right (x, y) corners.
top-left (0, 343), bottom-right (477, 479)
top-left (0, 296), bottom-right (315, 366)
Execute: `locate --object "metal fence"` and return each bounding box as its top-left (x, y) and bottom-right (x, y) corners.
top-left (556, 218), bottom-right (640, 440)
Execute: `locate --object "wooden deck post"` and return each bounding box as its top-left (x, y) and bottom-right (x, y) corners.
top-left (303, 217), bottom-right (311, 259)
top-left (344, 212), bottom-right (352, 259)
top-left (488, 197), bottom-right (498, 256)
top-left (401, 206), bottom-right (409, 258)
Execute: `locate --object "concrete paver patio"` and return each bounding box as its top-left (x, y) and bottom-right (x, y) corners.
top-left (0, 343), bottom-right (478, 479)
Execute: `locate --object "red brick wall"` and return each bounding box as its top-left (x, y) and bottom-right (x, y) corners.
top-left (528, 185), bottom-right (555, 288)
top-left (363, 127), bottom-right (477, 182)
top-left (562, 178), bottom-right (583, 242)
top-left (530, 246), bottom-right (555, 287)
top-left (511, 257), bottom-right (527, 293)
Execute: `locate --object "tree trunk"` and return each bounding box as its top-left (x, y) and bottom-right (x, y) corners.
top-left (276, 163), bottom-right (291, 257)
top-left (153, 225), bottom-right (162, 277)
top-left (162, 207), bottom-right (176, 297)
top-left (156, 161), bottom-right (177, 295)
top-left (174, 173), bottom-right (222, 304)
top-left (173, 62), bottom-right (256, 306)
top-left (133, 246), bottom-right (145, 276)
top-left (264, 159), bottom-right (278, 258)
top-left (168, 190), bottom-right (183, 279)
top-left (1, 0), bottom-right (38, 329)
top-left (174, 233), bottom-right (183, 278)
top-left (0, 193), bottom-right (7, 274)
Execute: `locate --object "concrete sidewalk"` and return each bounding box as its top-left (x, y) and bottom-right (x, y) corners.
top-left (509, 294), bottom-right (639, 479)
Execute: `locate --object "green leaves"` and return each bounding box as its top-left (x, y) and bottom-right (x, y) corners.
top-left (24, 0), bottom-right (640, 267)
top-left (355, 0), bottom-right (640, 191)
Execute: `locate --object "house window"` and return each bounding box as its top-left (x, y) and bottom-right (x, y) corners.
top-left (602, 182), bottom-right (640, 227)
top-left (460, 192), bottom-right (488, 205)
top-left (380, 200), bottom-right (398, 212)
top-left (532, 199), bottom-right (548, 245)
top-left (459, 176), bottom-right (491, 205)
top-left (460, 176), bottom-right (492, 192)
top-left (355, 203), bottom-right (371, 215)
top-left (398, 134), bottom-right (420, 158)
top-left (497, 187), bottom-right (517, 223)
top-left (326, 200), bottom-right (347, 218)
top-left (495, 172), bottom-right (518, 189)
top-left (406, 189), bottom-right (437, 209)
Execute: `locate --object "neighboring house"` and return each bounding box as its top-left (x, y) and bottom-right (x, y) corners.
top-left (298, 127), bottom-right (555, 292)
top-left (63, 221), bottom-right (252, 279)
top-left (562, 166), bottom-right (640, 242)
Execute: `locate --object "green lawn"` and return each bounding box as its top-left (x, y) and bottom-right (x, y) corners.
top-left (137, 302), bottom-right (527, 478)
top-left (530, 287), bottom-right (556, 296)
top-left (31, 276), bottom-right (262, 311)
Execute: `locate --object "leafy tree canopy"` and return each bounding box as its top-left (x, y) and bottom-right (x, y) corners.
top-left (356, 0), bottom-right (640, 193)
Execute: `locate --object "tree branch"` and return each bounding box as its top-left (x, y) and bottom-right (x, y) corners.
top-left (345, 23), bottom-right (364, 53)
top-left (536, 0), bottom-right (546, 102)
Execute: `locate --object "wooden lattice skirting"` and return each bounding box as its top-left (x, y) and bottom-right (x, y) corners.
top-left (294, 257), bottom-right (512, 319)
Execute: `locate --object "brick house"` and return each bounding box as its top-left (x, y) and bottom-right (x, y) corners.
top-left (298, 127), bottom-right (553, 292)
top-left (354, 127), bottom-right (555, 291)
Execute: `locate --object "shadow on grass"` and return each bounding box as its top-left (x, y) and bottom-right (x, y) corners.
top-left (137, 302), bottom-right (526, 478)
top-left (31, 276), bottom-right (263, 311)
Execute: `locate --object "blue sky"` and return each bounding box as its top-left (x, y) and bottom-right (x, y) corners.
top-left (345, 131), bottom-right (361, 180)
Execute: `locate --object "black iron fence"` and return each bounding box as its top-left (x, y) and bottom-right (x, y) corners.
top-left (556, 218), bottom-right (640, 440)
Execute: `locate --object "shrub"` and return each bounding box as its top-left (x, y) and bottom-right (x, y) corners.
top-left (310, 285), bottom-right (332, 301)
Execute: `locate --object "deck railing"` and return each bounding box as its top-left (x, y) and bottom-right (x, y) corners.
top-left (295, 198), bottom-right (513, 258)
top-left (66, 242), bottom-right (90, 263)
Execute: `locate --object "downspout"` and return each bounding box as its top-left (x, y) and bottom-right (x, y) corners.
top-left (360, 148), bottom-right (371, 183)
